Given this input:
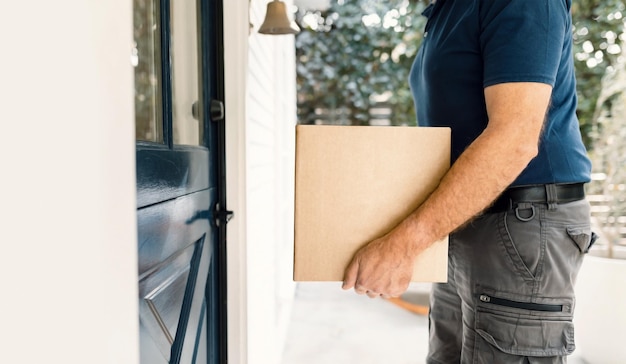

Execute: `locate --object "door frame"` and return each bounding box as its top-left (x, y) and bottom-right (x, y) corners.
top-left (203, 0), bottom-right (229, 362)
top-left (223, 0), bottom-right (250, 363)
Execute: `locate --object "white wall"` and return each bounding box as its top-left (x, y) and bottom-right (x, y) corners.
top-left (0, 1), bottom-right (138, 364)
top-left (246, 1), bottom-right (298, 363)
top-left (224, 2), bottom-right (298, 362)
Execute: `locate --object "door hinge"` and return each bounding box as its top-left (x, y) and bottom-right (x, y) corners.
top-left (214, 203), bottom-right (234, 227)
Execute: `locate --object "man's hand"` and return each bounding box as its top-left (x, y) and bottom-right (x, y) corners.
top-left (342, 228), bottom-right (421, 298)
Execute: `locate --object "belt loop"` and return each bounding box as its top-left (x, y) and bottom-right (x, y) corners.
top-left (545, 184), bottom-right (558, 210)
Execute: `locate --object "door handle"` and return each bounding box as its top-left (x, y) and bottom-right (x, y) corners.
top-left (191, 99), bottom-right (224, 121)
top-left (210, 99), bottom-right (224, 121)
top-left (185, 203), bottom-right (233, 227)
top-left (214, 203), bottom-right (233, 227)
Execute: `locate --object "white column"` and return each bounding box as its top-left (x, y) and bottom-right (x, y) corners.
top-left (224, 0), bottom-right (250, 363)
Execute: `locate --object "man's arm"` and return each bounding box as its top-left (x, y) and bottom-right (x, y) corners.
top-left (342, 82), bottom-right (552, 298)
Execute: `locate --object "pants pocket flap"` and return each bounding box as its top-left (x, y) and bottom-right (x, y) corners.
top-left (475, 309), bottom-right (575, 357)
top-left (566, 226), bottom-right (594, 253)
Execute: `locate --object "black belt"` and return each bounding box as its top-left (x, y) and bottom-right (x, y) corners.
top-left (485, 183), bottom-right (586, 214)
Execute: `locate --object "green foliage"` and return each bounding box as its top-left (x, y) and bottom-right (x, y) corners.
top-left (295, 0), bottom-right (427, 125)
top-left (295, 0), bottom-right (626, 151)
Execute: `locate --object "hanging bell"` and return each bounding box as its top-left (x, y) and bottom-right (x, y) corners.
top-left (258, 0), bottom-right (300, 35)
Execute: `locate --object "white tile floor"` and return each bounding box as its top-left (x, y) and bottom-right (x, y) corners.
top-left (280, 282), bottom-right (431, 364)
top-left (280, 283), bottom-right (588, 364)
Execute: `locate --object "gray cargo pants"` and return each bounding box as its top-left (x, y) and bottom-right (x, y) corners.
top-left (427, 199), bottom-right (594, 364)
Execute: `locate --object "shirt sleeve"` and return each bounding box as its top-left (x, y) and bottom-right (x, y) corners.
top-left (479, 0), bottom-right (569, 88)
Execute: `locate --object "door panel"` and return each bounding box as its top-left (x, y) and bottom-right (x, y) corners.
top-left (138, 187), bottom-right (216, 364)
top-left (137, 185), bottom-right (214, 274)
top-left (134, 0), bottom-right (225, 362)
top-left (136, 147), bottom-right (212, 209)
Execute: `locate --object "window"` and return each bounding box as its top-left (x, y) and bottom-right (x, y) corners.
top-left (133, 0), bottom-right (202, 146)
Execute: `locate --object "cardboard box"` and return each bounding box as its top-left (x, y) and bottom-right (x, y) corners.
top-left (294, 125), bottom-right (450, 282)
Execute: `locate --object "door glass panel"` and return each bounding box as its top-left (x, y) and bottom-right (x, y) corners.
top-left (171, 0), bottom-right (203, 146)
top-left (133, 0), bottom-right (163, 143)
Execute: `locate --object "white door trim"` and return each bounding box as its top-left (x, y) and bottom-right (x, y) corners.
top-left (224, 1), bottom-right (250, 363)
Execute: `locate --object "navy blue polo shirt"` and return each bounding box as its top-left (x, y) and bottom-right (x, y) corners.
top-left (409, 0), bottom-right (591, 186)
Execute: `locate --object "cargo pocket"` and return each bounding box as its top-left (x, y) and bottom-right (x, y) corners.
top-left (566, 226), bottom-right (597, 253)
top-left (474, 292), bottom-right (575, 361)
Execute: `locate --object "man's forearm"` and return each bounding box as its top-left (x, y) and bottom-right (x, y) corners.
top-left (342, 82), bottom-right (552, 297)
top-left (392, 83), bottom-right (551, 256)
top-left (394, 123), bottom-right (540, 256)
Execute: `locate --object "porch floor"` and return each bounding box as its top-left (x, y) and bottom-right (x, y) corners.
top-left (280, 283), bottom-right (588, 364)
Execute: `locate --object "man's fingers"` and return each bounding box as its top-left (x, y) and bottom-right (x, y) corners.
top-left (342, 259), bottom-right (359, 290)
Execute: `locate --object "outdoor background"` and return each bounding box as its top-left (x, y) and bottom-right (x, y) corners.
top-left (294, 0), bottom-right (626, 259)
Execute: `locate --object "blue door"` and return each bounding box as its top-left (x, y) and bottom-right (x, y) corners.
top-left (133, 0), bottom-right (227, 363)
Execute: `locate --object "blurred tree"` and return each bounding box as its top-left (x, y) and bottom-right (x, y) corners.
top-left (133, 0), bottom-right (161, 142)
top-left (571, 0), bottom-right (626, 148)
top-left (295, 0), bottom-right (427, 126)
top-left (295, 0), bottom-right (626, 150)
top-left (586, 42), bottom-right (626, 258)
